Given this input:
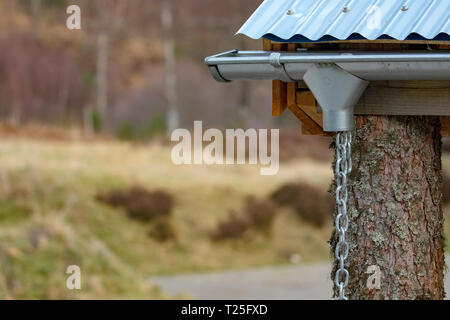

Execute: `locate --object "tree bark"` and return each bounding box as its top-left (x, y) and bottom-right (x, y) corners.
top-left (331, 115), bottom-right (445, 300)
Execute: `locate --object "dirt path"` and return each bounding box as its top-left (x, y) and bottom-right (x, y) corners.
top-left (151, 256), bottom-right (450, 300)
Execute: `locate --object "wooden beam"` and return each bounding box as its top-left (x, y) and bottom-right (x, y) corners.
top-left (287, 43), bottom-right (297, 52)
top-left (298, 42), bottom-right (450, 53)
top-left (262, 39), bottom-right (272, 51)
top-left (297, 91), bottom-right (316, 107)
top-left (287, 82), bottom-right (297, 108)
top-left (325, 39), bottom-right (450, 45)
top-left (298, 97), bottom-right (323, 127)
top-left (272, 80), bottom-right (287, 116)
top-left (287, 103), bottom-right (325, 136)
top-left (286, 91), bottom-right (329, 136)
top-left (355, 81), bottom-right (450, 116)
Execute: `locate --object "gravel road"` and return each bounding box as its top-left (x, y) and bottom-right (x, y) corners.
top-left (150, 256), bottom-right (450, 300)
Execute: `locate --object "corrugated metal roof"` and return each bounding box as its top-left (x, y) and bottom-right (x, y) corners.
top-left (237, 0), bottom-right (450, 42)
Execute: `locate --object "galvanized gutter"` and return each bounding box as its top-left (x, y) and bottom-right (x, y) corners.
top-left (205, 50), bottom-right (450, 82)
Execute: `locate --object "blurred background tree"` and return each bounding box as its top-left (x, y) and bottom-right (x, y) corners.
top-left (0, 0), bottom-right (293, 139)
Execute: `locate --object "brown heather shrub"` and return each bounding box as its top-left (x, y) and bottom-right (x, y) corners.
top-left (96, 187), bottom-right (174, 222)
top-left (271, 183), bottom-right (333, 228)
top-left (211, 197), bottom-right (278, 241)
top-left (211, 210), bottom-right (252, 241)
top-left (244, 197), bottom-right (278, 232)
top-left (148, 220), bottom-right (178, 242)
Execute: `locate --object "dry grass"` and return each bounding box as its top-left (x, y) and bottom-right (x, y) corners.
top-left (0, 137), bottom-right (334, 299)
top-left (211, 197), bottom-right (278, 241)
top-left (0, 122), bottom-right (109, 142)
top-left (2, 137), bottom-right (450, 299)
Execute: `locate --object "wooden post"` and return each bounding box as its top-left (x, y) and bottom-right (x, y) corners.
top-left (331, 115), bottom-right (445, 299)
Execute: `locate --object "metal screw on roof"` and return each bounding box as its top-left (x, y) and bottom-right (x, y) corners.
top-left (286, 9), bottom-right (295, 15)
top-left (343, 7), bottom-right (350, 13)
top-left (401, 5), bottom-right (409, 11)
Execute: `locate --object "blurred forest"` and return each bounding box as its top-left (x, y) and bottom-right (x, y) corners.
top-left (0, 0), bottom-right (339, 300)
top-left (0, 0), bottom-right (300, 138)
top-left (0, 1), bottom-right (450, 300)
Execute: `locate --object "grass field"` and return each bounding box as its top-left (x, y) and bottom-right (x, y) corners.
top-left (0, 137), bottom-right (449, 299)
top-left (0, 137), bottom-right (334, 299)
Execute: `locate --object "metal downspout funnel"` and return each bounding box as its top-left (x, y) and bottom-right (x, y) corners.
top-left (303, 63), bottom-right (369, 132)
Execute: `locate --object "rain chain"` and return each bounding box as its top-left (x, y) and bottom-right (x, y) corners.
top-left (334, 132), bottom-right (352, 300)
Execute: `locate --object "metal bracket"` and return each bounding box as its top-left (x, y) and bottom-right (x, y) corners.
top-left (303, 63), bottom-right (369, 132)
top-left (268, 52), bottom-right (293, 82)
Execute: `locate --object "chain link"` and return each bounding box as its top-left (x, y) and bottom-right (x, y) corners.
top-left (334, 131), bottom-right (352, 300)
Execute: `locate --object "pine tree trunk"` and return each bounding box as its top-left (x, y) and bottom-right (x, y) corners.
top-left (331, 115), bottom-right (445, 300)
